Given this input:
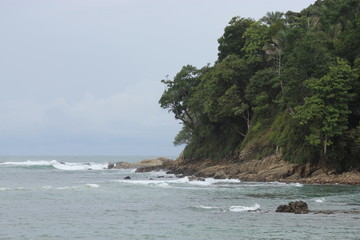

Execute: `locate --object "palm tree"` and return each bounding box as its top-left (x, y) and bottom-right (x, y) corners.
top-left (261, 11), bottom-right (284, 25)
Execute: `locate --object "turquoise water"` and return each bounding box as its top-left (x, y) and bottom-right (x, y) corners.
top-left (0, 156), bottom-right (360, 240)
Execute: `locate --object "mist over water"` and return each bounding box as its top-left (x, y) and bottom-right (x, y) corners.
top-left (1, 156), bottom-right (360, 239)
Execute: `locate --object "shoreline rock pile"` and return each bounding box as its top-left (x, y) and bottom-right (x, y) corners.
top-left (276, 201), bottom-right (309, 214)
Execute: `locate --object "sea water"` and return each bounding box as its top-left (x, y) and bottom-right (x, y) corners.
top-left (0, 156), bottom-right (359, 240)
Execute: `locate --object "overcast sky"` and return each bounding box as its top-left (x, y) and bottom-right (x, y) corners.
top-left (0, 0), bottom-right (315, 156)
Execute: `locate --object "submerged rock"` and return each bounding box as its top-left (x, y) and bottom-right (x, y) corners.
top-left (276, 201), bottom-right (309, 214)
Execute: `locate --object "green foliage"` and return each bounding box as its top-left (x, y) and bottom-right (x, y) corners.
top-left (242, 22), bottom-right (269, 67)
top-left (217, 17), bottom-right (254, 61)
top-left (160, 0), bottom-right (360, 170)
top-left (294, 58), bottom-right (357, 159)
top-left (173, 126), bottom-right (192, 146)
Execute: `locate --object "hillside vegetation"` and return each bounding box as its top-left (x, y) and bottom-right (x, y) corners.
top-left (160, 0), bottom-right (360, 172)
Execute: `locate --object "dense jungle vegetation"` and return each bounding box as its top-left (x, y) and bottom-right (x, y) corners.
top-left (159, 0), bottom-right (360, 171)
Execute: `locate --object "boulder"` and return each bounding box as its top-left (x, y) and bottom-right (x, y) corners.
top-left (214, 170), bottom-right (228, 179)
top-left (275, 204), bottom-right (291, 213)
top-left (276, 201), bottom-right (309, 214)
top-left (107, 163), bottom-right (115, 169)
top-left (124, 176), bottom-right (131, 180)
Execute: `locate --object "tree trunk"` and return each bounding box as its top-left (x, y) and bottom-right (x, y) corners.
top-left (323, 136), bottom-right (328, 162)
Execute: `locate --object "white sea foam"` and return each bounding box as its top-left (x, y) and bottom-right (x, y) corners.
top-left (187, 177), bottom-right (241, 186)
top-left (196, 203), bottom-right (260, 212)
top-left (293, 182), bottom-right (304, 187)
top-left (315, 197), bottom-right (325, 203)
top-left (197, 205), bottom-right (225, 211)
top-left (229, 203), bottom-right (261, 212)
top-left (56, 186), bottom-right (81, 190)
top-left (0, 160), bottom-right (57, 166)
top-left (0, 160), bottom-right (108, 171)
top-left (86, 183), bottom-right (100, 188)
top-left (0, 187), bottom-right (25, 191)
top-left (53, 162), bottom-right (107, 171)
top-left (112, 176), bottom-right (241, 189)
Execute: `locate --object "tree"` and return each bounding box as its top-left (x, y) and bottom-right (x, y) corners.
top-left (242, 22), bottom-right (269, 67)
top-left (159, 65), bottom-right (201, 130)
top-left (294, 58), bottom-right (357, 160)
top-left (217, 17), bottom-right (254, 61)
top-left (261, 11), bottom-right (284, 26)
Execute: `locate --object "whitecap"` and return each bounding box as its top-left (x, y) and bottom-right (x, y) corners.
top-left (56, 186), bottom-right (81, 190)
top-left (86, 183), bottom-right (100, 188)
top-left (229, 203), bottom-right (261, 212)
top-left (198, 205), bottom-right (222, 210)
top-left (113, 179), bottom-right (173, 188)
top-left (293, 182), bottom-right (304, 187)
top-left (315, 197), bottom-right (325, 203)
top-left (52, 162), bottom-right (107, 171)
top-left (186, 177), bottom-right (241, 186)
top-left (0, 160), bottom-right (57, 166)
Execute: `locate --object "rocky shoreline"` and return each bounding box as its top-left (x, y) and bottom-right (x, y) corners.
top-left (162, 155), bottom-right (360, 185)
top-left (107, 155), bottom-right (360, 185)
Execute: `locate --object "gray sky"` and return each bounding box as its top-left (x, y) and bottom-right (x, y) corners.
top-left (0, 0), bottom-right (315, 156)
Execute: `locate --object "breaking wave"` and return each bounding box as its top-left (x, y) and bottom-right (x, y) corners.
top-left (196, 203), bottom-right (261, 212)
top-left (0, 160), bottom-right (108, 171)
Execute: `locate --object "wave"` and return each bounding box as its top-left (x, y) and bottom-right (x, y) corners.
top-left (0, 160), bottom-right (108, 171)
top-left (229, 203), bottom-right (261, 212)
top-left (314, 197), bottom-right (326, 203)
top-left (86, 183), bottom-right (100, 188)
top-left (0, 160), bottom-right (57, 166)
top-left (112, 177), bottom-right (241, 189)
top-left (196, 203), bottom-right (260, 212)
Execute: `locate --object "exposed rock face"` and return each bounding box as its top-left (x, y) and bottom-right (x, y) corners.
top-left (164, 154), bottom-right (360, 185)
top-left (136, 165), bottom-right (164, 173)
top-left (276, 201), bottom-right (309, 214)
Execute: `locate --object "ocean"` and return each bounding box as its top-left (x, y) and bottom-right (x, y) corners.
top-left (0, 156), bottom-right (359, 240)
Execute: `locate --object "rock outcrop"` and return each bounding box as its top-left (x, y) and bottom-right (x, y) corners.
top-left (276, 201), bottom-right (309, 214)
top-left (164, 154), bottom-right (360, 185)
top-left (108, 157), bottom-right (170, 170)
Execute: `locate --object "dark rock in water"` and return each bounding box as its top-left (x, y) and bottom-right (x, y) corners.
top-left (276, 201), bottom-right (309, 214)
top-left (124, 176), bottom-right (131, 180)
top-left (149, 178), bottom-right (154, 180)
top-left (60, 162), bottom-right (65, 165)
top-left (276, 204), bottom-right (291, 213)
top-left (108, 163), bottom-right (115, 169)
top-left (157, 176), bottom-right (165, 178)
top-left (175, 174), bottom-right (184, 178)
